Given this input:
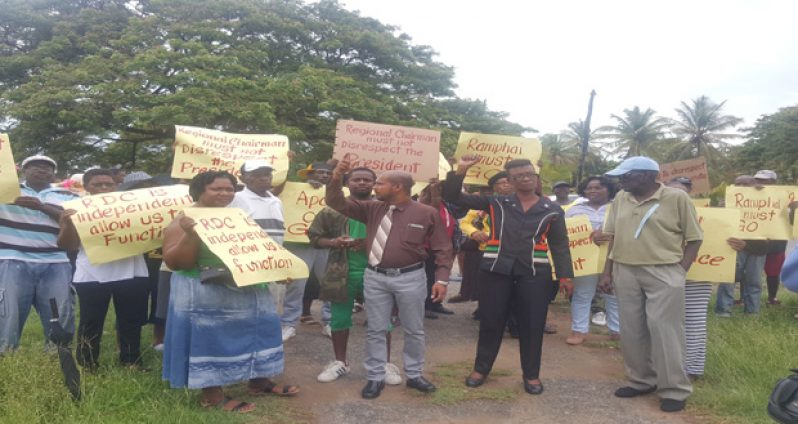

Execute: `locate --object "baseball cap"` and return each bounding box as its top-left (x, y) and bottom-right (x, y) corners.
top-left (21, 155), bottom-right (57, 171)
top-left (672, 176), bottom-right (693, 186)
top-left (552, 181), bottom-right (571, 189)
top-left (487, 171), bottom-right (509, 188)
top-left (241, 160), bottom-right (273, 173)
top-left (754, 170), bottom-right (777, 180)
top-left (605, 156), bottom-right (660, 176)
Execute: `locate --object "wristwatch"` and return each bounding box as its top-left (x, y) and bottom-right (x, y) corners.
top-left (435, 280), bottom-right (449, 287)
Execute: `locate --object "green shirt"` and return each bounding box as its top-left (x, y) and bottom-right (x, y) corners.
top-left (604, 184), bottom-right (703, 265)
top-left (347, 218), bottom-right (368, 281)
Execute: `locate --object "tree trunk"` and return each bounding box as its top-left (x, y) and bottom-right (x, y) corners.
top-left (577, 90), bottom-right (596, 183)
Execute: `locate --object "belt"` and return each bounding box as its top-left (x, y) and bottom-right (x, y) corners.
top-left (367, 262), bottom-right (424, 276)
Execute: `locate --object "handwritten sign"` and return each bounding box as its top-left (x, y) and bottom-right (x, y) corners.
top-left (333, 120), bottom-right (440, 181)
top-left (63, 185), bottom-right (193, 264)
top-left (184, 208), bottom-right (308, 286)
top-left (0, 134), bottom-right (20, 203)
top-left (725, 186), bottom-right (797, 239)
top-left (171, 125), bottom-right (290, 185)
top-left (279, 182), bottom-right (348, 243)
top-left (691, 198), bottom-right (711, 208)
top-left (454, 132), bottom-right (542, 186)
top-left (687, 208), bottom-right (738, 282)
top-left (412, 153), bottom-right (453, 196)
top-left (548, 216), bottom-right (602, 277)
top-left (659, 157), bottom-right (710, 195)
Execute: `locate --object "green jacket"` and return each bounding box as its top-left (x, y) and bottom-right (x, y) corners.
top-left (307, 206), bottom-right (350, 303)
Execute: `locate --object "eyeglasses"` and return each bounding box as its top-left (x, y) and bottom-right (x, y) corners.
top-left (509, 172), bottom-right (539, 181)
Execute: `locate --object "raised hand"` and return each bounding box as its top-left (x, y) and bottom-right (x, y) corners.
top-left (457, 154), bottom-right (481, 172)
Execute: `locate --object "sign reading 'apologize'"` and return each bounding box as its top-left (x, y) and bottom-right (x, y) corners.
top-left (333, 120), bottom-right (440, 181)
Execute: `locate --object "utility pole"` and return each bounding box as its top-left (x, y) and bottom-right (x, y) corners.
top-left (577, 90), bottom-right (596, 183)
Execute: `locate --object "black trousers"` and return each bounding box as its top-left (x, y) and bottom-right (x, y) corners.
top-left (474, 262), bottom-right (553, 380)
top-left (74, 278), bottom-right (149, 367)
top-left (459, 250), bottom-right (483, 301)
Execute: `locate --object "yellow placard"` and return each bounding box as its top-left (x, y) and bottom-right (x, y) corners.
top-left (686, 207), bottom-right (738, 283)
top-left (184, 208), bottom-right (309, 286)
top-left (333, 120), bottom-right (440, 181)
top-left (454, 132), bottom-right (542, 186)
top-left (0, 134), bottom-right (21, 203)
top-left (691, 198), bottom-right (710, 208)
top-left (725, 186), bottom-right (797, 240)
top-left (279, 182), bottom-right (348, 243)
top-left (659, 157), bottom-right (710, 195)
top-left (63, 185), bottom-right (193, 264)
top-left (559, 215), bottom-right (602, 277)
top-left (171, 125), bottom-right (290, 185)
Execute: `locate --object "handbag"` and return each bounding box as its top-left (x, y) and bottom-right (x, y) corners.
top-left (199, 265), bottom-right (236, 286)
top-left (769, 369), bottom-right (798, 423)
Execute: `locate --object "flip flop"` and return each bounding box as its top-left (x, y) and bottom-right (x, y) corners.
top-left (249, 381), bottom-right (300, 397)
top-left (201, 396), bottom-right (255, 413)
top-left (300, 315), bottom-right (319, 325)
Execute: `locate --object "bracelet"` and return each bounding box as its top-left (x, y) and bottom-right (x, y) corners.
top-left (435, 280), bottom-right (449, 287)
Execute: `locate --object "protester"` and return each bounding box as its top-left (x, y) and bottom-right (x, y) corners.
top-left (419, 181), bottom-right (457, 319)
top-left (753, 170), bottom-right (788, 305)
top-left (326, 156), bottom-right (453, 399)
top-left (443, 156), bottom-right (573, 396)
top-left (57, 169), bottom-right (149, 370)
top-left (666, 177), bottom-right (713, 378)
top-left (162, 171), bottom-right (298, 414)
top-left (716, 175), bottom-right (768, 316)
top-left (309, 167), bottom-right (401, 385)
top-left (282, 161), bottom-right (333, 340)
top-left (599, 156), bottom-right (702, 413)
top-left (0, 155), bottom-right (78, 352)
top-left (551, 181), bottom-right (573, 206)
top-left (564, 175), bottom-right (620, 345)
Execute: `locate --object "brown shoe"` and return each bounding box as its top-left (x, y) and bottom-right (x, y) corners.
top-left (565, 332), bottom-right (586, 345)
top-left (543, 323), bottom-right (558, 334)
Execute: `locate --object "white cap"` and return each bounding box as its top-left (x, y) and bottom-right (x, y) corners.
top-left (21, 155), bottom-right (57, 171)
top-left (754, 170), bottom-right (777, 180)
top-left (605, 156), bottom-right (659, 176)
top-left (241, 160), bottom-right (273, 173)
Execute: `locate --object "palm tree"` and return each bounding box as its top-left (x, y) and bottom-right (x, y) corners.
top-left (540, 133), bottom-right (580, 167)
top-left (669, 95), bottom-right (742, 160)
top-left (596, 106), bottom-right (669, 158)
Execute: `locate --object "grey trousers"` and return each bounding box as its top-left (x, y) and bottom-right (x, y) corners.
top-left (363, 267), bottom-right (427, 381)
top-left (281, 244), bottom-right (329, 327)
top-left (614, 263), bottom-right (693, 401)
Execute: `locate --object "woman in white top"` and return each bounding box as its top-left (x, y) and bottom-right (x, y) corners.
top-left (58, 169), bottom-right (150, 370)
top-left (564, 176), bottom-right (621, 345)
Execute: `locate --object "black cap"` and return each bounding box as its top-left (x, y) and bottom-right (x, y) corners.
top-left (487, 171), bottom-right (508, 188)
top-left (552, 181), bottom-right (570, 189)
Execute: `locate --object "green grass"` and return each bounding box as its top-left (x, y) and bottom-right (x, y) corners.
top-left (690, 289), bottom-right (798, 424)
top-left (0, 308), bottom-right (304, 424)
top-left (426, 361), bottom-right (518, 406)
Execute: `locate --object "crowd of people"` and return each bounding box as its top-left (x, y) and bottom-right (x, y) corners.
top-left (1, 151), bottom-right (797, 415)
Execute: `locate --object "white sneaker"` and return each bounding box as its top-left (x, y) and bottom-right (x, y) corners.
top-left (385, 362), bottom-right (402, 385)
top-left (591, 312), bottom-right (607, 326)
top-left (281, 326), bottom-right (296, 342)
top-left (322, 324), bottom-right (332, 338)
top-left (317, 360), bottom-right (350, 382)
top-left (153, 343), bottom-right (164, 352)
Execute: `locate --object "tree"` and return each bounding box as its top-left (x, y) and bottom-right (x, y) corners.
top-left (596, 106), bottom-right (669, 158)
top-left (733, 106), bottom-right (798, 181)
top-left (0, 0), bottom-right (523, 175)
top-left (669, 95), bottom-right (742, 161)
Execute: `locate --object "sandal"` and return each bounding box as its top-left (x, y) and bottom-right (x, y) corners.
top-left (300, 315), bottom-right (319, 325)
top-left (201, 396), bottom-right (255, 413)
top-left (249, 380), bottom-right (300, 397)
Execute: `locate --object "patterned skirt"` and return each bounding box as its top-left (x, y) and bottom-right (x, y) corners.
top-left (162, 273), bottom-right (284, 389)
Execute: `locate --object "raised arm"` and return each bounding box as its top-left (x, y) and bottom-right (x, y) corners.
top-left (441, 155), bottom-right (491, 211)
top-left (325, 155), bottom-right (370, 222)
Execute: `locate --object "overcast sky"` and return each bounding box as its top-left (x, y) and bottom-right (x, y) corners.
top-left (340, 0), bottom-right (798, 136)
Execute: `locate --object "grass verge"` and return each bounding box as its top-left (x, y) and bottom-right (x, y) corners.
top-left (426, 361), bottom-right (518, 406)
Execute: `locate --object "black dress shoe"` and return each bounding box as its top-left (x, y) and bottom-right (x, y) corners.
top-left (465, 374), bottom-right (486, 388)
top-left (424, 310), bottom-right (438, 319)
top-left (523, 380), bottom-right (544, 395)
top-left (406, 376), bottom-right (436, 393)
top-left (660, 398), bottom-right (686, 412)
top-left (614, 385), bottom-right (657, 398)
top-left (430, 304), bottom-right (454, 315)
top-left (361, 380), bottom-right (385, 399)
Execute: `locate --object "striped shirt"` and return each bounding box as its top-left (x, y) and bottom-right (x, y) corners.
top-left (0, 183), bottom-right (79, 263)
top-left (229, 187), bottom-right (285, 245)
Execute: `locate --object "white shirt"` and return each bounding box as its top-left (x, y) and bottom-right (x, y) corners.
top-left (229, 187), bottom-right (285, 245)
top-left (564, 202), bottom-right (610, 231)
top-left (72, 248), bottom-right (149, 283)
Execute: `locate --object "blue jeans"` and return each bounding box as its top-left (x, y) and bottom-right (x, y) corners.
top-left (570, 275), bottom-right (620, 334)
top-left (281, 244), bottom-right (330, 327)
top-left (715, 252), bottom-right (765, 314)
top-left (0, 260), bottom-right (74, 352)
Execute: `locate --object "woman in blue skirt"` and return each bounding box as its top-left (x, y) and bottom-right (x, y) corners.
top-left (162, 171), bottom-right (299, 413)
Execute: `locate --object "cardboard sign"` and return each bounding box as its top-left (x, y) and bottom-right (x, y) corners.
top-left (687, 208), bottom-right (738, 282)
top-left (171, 125), bottom-right (290, 185)
top-left (63, 185), bottom-right (193, 264)
top-left (412, 153), bottom-right (453, 196)
top-left (453, 132), bottom-right (542, 186)
top-left (333, 120), bottom-right (440, 181)
top-left (691, 198), bottom-right (710, 208)
top-left (725, 186), bottom-right (797, 240)
top-left (279, 182), bottom-right (348, 243)
top-left (0, 134), bottom-right (20, 203)
top-left (547, 215), bottom-right (602, 277)
top-left (659, 157), bottom-right (710, 195)
top-left (184, 208), bottom-right (309, 286)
